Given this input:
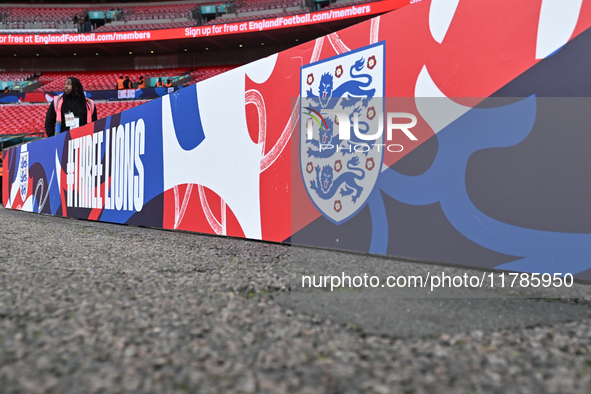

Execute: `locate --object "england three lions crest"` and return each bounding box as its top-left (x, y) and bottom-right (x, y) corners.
top-left (18, 149), bottom-right (29, 203)
top-left (300, 42), bottom-right (385, 224)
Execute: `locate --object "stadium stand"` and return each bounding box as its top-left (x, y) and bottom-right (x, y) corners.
top-left (93, 21), bottom-right (197, 32)
top-left (0, 64), bottom-right (239, 141)
top-left (0, 0), bottom-right (376, 129)
top-left (0, 0), bottom-right (383, 33)
top-left (0, 72), bottom-right (35, 82)
top-left (0, 103), bottom-right (60, 135)
top-left (234, 0), bottom-right (302, 13)
top-left (0, 3), bottom-right (198, 30)
top-left (323, 0), bottom-right (379, 9)
top-left (205, 10), bottom-right (307, 24)
top-left (201, 0), bottom-right (380, 26)
top-left (0, 6), bottom-right (85, 25)
top-left (186, 65), bottom-right (240, 84)
top-left (0, 0), bottom-right (317, 31)
top-left (0, 100), bottom-right (148, 136)
top-left (34, 69), bottom-right (194, 92)
top-left (122, 3), bottom-right (197, 20)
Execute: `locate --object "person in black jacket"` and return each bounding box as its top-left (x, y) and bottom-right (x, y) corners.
top-left (123, 76), bottom-right (131, 89)
top-left (45, 77), bottom-right (98, 137)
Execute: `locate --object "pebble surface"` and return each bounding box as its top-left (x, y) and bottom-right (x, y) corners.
top-left (0, 207), bottom-right (590, 393)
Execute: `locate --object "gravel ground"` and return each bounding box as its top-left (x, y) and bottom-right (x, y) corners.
top-left (0, 207), bottom-right (590, 393)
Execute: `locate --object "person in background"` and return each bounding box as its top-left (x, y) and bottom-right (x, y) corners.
top-left (138, 76), bottom-right (146, 89)
top-left (156, 78), bottom-right (163, 87)
top-left (84, 12), bottom-right (90, 32)
top-left (117, 76), bottom-right (124, 90)
top-left (123, 76), bottom-right (131, 89)
top-left (73, 14), bottom-right (79, 33)
top-left (165, 79), bottom-right (172, 88)
top-left (3, 87), bottom-right (9, 93)
top-left (45, 77), bottom-right (97, 137)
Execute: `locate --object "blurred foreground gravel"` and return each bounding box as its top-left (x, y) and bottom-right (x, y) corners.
top-left (1, 207), bottom-right (591, 393)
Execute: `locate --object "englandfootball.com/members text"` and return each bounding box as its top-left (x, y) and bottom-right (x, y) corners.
top-left (301, 272), bottom-right (574, 292)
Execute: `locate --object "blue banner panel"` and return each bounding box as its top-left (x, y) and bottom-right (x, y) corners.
top-left (3, 97), bottom-right (164, 224)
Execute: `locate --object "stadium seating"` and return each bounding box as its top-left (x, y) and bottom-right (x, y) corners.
top-left (0, 72), bottom-right (35, 82)
top-left (1, 0), bottom-right (382, 33)
top-left (0, 6), bottom-right (85, 24)
top-left (0, 100), bottom-right (148, 136)
top-left (323, 0), bottom-right (379, 9)
top-left (122, 3), bottom-right (197, 21)
top-left (31, 66), bottom-right (239, 92)
top-left (35, 69), bottom-right (194, 92)
top-left (0, 103), bottom-right (54, 135)
top-left (186, 65), bottom-right (240, 85)
top-left (206, 10), bottom-right (308, 25)
top-left (0, 64), bottom-right (240, 136)
top-left (94, 21), bottom-right (198, 32)
top-left (0, 3), bottom-right (200, 27)
top-left (0, 65), bottom-right (237, 135)
top-left (234, 0), bottom-right (302, 13)
top-left (0, 1), bottom-right (308, 32)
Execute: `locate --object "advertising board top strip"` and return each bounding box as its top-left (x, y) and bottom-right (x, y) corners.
top-left (0, 0), bottom-right (416, 46)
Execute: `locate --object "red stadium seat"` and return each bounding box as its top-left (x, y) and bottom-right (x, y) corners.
top-left (0, 101), bottom-right (149, 136)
